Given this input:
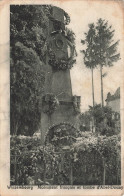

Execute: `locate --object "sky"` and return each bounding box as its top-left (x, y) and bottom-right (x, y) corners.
top-left (57, 0), bottom-right (123, 112)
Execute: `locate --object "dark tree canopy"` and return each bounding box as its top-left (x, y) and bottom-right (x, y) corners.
top-left (10, 5), bottom-right (50, 135)
top-left (10, 5), bottom-right (50, 61)
top-left (10, 42), bottom-right (45, 136)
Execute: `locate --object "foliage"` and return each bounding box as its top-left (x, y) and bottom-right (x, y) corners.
top-left (10, 135), bottom-right (55, 185)
top-left (10, 5), bottom-right (50, 61)
top-left (42, 93), bottom-right (59, 115)
top-left (89, 104), bottom-right (120, 135)
top-left (10, 5), bottom-right (52, 135)
top-left (10, 134), bottom-right (74, 185)
top-left (81, 19), bottom-right (120, 69)
top-left (94, 19), bottom-right (120, 67)
top-left (72, 133), bottom-right (121, 185)
top-left (10, 130), bottom-right (121, 185)
top-left (79, 104), bottom-right (120, 136)
top-left (94, 19), bottom-right (120, 106)
top-left (10, 42), bottom-right (45, 136)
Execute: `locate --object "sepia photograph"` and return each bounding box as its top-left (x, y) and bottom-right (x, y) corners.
top-left (0, 0), bottom-right (124, 196)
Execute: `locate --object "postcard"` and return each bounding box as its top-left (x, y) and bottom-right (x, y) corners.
top-left (0, 0), bottom-right (124, 196)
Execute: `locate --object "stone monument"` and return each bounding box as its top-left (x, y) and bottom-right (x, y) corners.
top-left (41, 6), bottom-right (81, 144)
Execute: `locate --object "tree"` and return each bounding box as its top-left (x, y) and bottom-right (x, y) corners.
top-left (10, 5), bottom-right (53, 135)
top-left (89, 104), bottom-right (118, 136)
top-left (81, 19), bottom-right (120, 107)
top-left (95, 19), bottom-right (120, 107)
top-left (81, 23), bottom-right (97, 107)
top-left (10, 5), bottom-right (50, 61)
top-left (10, 42), bottom-right (45, 135)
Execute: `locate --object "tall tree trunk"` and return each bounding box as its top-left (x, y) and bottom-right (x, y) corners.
top-left (91, 67), bottom-right (95, 132)
top-left (100, 65), bottom-right (104, 107)
top-left (91, 66), bottom-right (95, 107)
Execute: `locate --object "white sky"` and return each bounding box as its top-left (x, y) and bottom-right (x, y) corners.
top-left (58, 0), bottom-right (123, 112)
